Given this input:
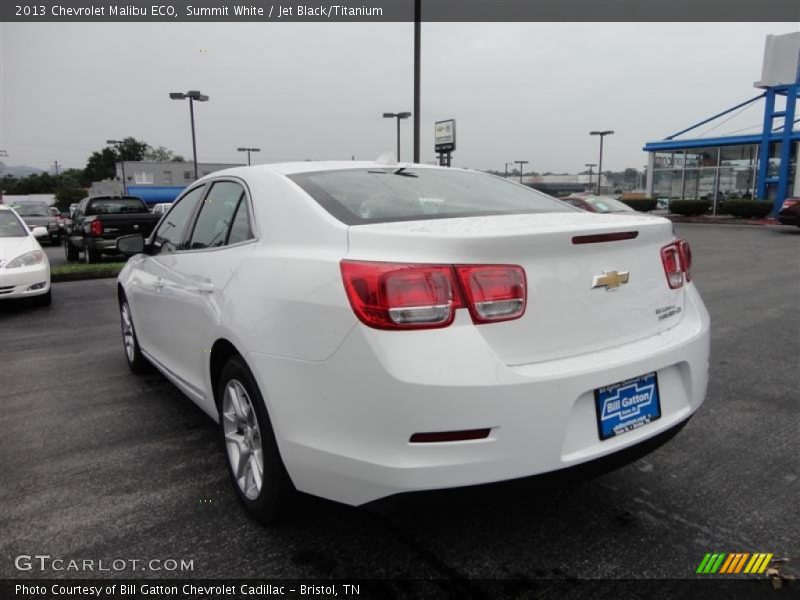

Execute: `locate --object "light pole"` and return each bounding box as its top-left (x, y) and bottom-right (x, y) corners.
top-left (237, 147), bottom-right (261, 166)
top-left (170, 90), bottom-right (209, 181)
top-left (590, 130), bottom-right (614, 194)
top-left (413, 0), bottom-right (420, 163)
top-left (585, 163), bottom-right (596, 191)
top-left (383, 112), bottom-right (412, 161)
top-left (504, 162), bottom-right (515, 178)
top-left (514, 160), bottom-right (529, 184)
top-left (106, 139), bottom-right (128, 195)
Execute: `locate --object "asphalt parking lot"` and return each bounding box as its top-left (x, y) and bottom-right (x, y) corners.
top-left (1, 224), bottom-right (798, 586)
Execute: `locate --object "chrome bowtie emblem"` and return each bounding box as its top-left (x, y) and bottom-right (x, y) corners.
top-left (592, 270), bottom-right (630, 290)
top-left (133, 224), bottom-right (139, 230)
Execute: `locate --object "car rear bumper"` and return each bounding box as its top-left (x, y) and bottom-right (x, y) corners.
top-left (247, 284), bottom-right (710, 506)
top-left (86, 238), bottom-right (121, 252)
top-left (0, 263), bottom-right (51, 299)
top-left (777, 212), bottom-right (800, 226)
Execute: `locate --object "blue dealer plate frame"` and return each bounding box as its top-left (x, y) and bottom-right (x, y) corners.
top-left (594, 372), bottom-right (662, 440)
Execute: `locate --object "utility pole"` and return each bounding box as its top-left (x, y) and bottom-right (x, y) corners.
top-left (413, 0), bottom-right (421, 163)
top-left (514, 160), bottom-right (529, 184)
top-left (504, 162), bottom-right (514, 178)
top-left (585, 163), bottom-right (596, 190)
top-left (590, 130), bottom-right (614, 194)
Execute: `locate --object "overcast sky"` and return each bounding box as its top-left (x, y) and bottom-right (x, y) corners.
top-left (2, 22), bottom-right (798, 173)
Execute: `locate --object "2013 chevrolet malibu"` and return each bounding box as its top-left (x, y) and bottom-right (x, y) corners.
top-left (116, 162), bottom-right (710, 522)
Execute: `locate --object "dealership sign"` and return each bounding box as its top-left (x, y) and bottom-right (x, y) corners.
top-left (434, 120), bottom-right (456, 153)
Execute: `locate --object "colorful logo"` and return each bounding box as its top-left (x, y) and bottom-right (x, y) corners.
top-left (697, 552), bottom-right (773, 574)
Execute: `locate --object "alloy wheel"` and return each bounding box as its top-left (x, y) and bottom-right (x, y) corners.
top-left (222, 379), bottom-right (264, 500)
top-left (120, 302), bottom-right (135, 362)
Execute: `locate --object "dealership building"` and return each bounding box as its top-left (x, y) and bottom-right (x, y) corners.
top-left (644, 32), bottom-right (799, 215)
top-left (102, 160), bottom-right (243, 204)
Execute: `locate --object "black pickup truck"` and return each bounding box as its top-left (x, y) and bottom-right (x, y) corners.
top-left (64, 196), bottom-right (161, 263)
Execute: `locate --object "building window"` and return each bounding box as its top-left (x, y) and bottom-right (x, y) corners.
top-left (184, 171), bottom-right (193, 181)
top-left (163, 171), bottom-right (173, 185)
top-left (134, 171), bottom-right (154, 185)
top-left (720, 145), bottom-right (757, 167)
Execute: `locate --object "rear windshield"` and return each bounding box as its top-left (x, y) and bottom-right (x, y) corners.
top-left (288, 168), bottom-right (570, 225)
top-left (87, 198), bottom-right (147, 215)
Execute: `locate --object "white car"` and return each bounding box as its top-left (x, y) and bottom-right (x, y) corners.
top-left (116, 161), bottom-right (710, 522)
top-left (0, 205), bottom-right (51, 305)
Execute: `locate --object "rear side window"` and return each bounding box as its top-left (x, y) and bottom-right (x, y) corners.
top-left (153, 185), bottom-right (205, 253)
top-left (288, 168), bottom-right (569, 225)
top-left (187, 181), bottom-right (245, 250)
top-left (226, 198), bottom-right (254, 245)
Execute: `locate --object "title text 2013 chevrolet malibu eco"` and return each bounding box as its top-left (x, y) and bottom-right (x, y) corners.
top-left (116, 162), bottom-right (709, 522)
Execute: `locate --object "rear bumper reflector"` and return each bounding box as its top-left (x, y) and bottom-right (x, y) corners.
top-left (409, 428), bottom-right (491, 443)
top-left (572, 231), bottom-right (638, 244)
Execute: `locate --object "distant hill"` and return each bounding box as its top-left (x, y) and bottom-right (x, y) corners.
top-left (0, 163), bottom-right (45, 178)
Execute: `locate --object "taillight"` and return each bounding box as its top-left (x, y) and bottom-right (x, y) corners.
top-left (340, 261), bottom-right (461, 329)
top-left (454, 265), bottom-right (526, 323)
top-left (781, 199), bottom-right (800, 210)
top-left (661, 240), bottom-right (691, 289)
top-left (340, 260), bottom-right (527, 330)
top-left (90, 220), bottom-right (104, 236)
top-left (677, 239), bottom-right (692, 282)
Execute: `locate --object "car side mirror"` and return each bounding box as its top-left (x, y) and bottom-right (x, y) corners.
top-left (31, 226), bottom-right (49, 238)
top-left (117, 234), bottom-right (146, 255)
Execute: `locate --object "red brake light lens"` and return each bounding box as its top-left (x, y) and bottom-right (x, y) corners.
top-left (661, 240), bottom-right (692, 289)
top-left (455, 265), bottom-right (527, 323)
top-left (341, 261), bottom-right (527, 329)
top-left (90, 219), bottom-right (104, 236)
top-left (340, 261), bottom-right (460, 329)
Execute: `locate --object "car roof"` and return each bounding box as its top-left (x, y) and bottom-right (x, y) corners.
top-left (196, 160), bottom-right (452, 180)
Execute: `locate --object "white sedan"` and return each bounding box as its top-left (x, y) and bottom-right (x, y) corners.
top-left (0, 205), bottom-right (51, 305)
top-left (116, 161), bottom-right (709, 522)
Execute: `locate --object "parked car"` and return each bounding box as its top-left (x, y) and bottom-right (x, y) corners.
top-left (777, 197), bottom-right (800, 226)
top-left (64, 196), bottom-right (161, 263)
top-left (116, 162), bottom-right (709, 522)
top-left (0, 205), bottom-right (51, 305)
top-left (9, 201), bottom-right (61, 245)
top-left (151, 202), bottom-right (173, 215)
top-left (562, 194), bottom-right (637, 214)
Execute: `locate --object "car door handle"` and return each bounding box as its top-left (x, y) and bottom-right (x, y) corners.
top-left (189, 282), bottom-right (215, 294)
top-left (154, 278), bottom-right (164, 290)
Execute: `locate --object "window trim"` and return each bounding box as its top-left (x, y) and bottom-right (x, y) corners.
top-left (153, 176), bottom-right (258, 255)
top-left (148, 183), bottom-right (208, 251)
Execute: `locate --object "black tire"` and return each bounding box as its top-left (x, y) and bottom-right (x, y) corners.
top-left (84, 243), bottom-right (100, 263)
top-left (119, 296), bottom-right (150, 373)
top-left (64, 240), bottom-right (79, 262)
top-left (34, 289), bottom-right (51, 306)
top-left (218, 356), bottom-right (293, 524)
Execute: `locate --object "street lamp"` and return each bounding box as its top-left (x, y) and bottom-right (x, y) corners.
top-left (383, 112), bottom-right (412, 162)
top-left (106, 139), bottom-right (128, 195)
top-left (237, 147), bottom-right (261, 166)
top-left (170, 90), bottom-right (209, 181)
top-left (504, 162), bottom-right (515, 179)
top-left (590, 130), bottom-right (614, 194)
top-left (584, 163), bottom-right (596, 190)
top-left (514, 160), bottom-right (529, 184)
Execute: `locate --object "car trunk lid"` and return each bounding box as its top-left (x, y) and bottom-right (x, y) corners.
top-left (346, 212), bottom-right (684, 365)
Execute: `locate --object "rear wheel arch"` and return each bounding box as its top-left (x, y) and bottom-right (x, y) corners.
top-left (210, 339), bottom-right (243, 408)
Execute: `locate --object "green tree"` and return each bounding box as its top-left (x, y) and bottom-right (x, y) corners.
top-left (144, 145), bottom-right (185, 162)
top-left (54, 179), bottom-right (86, 210)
